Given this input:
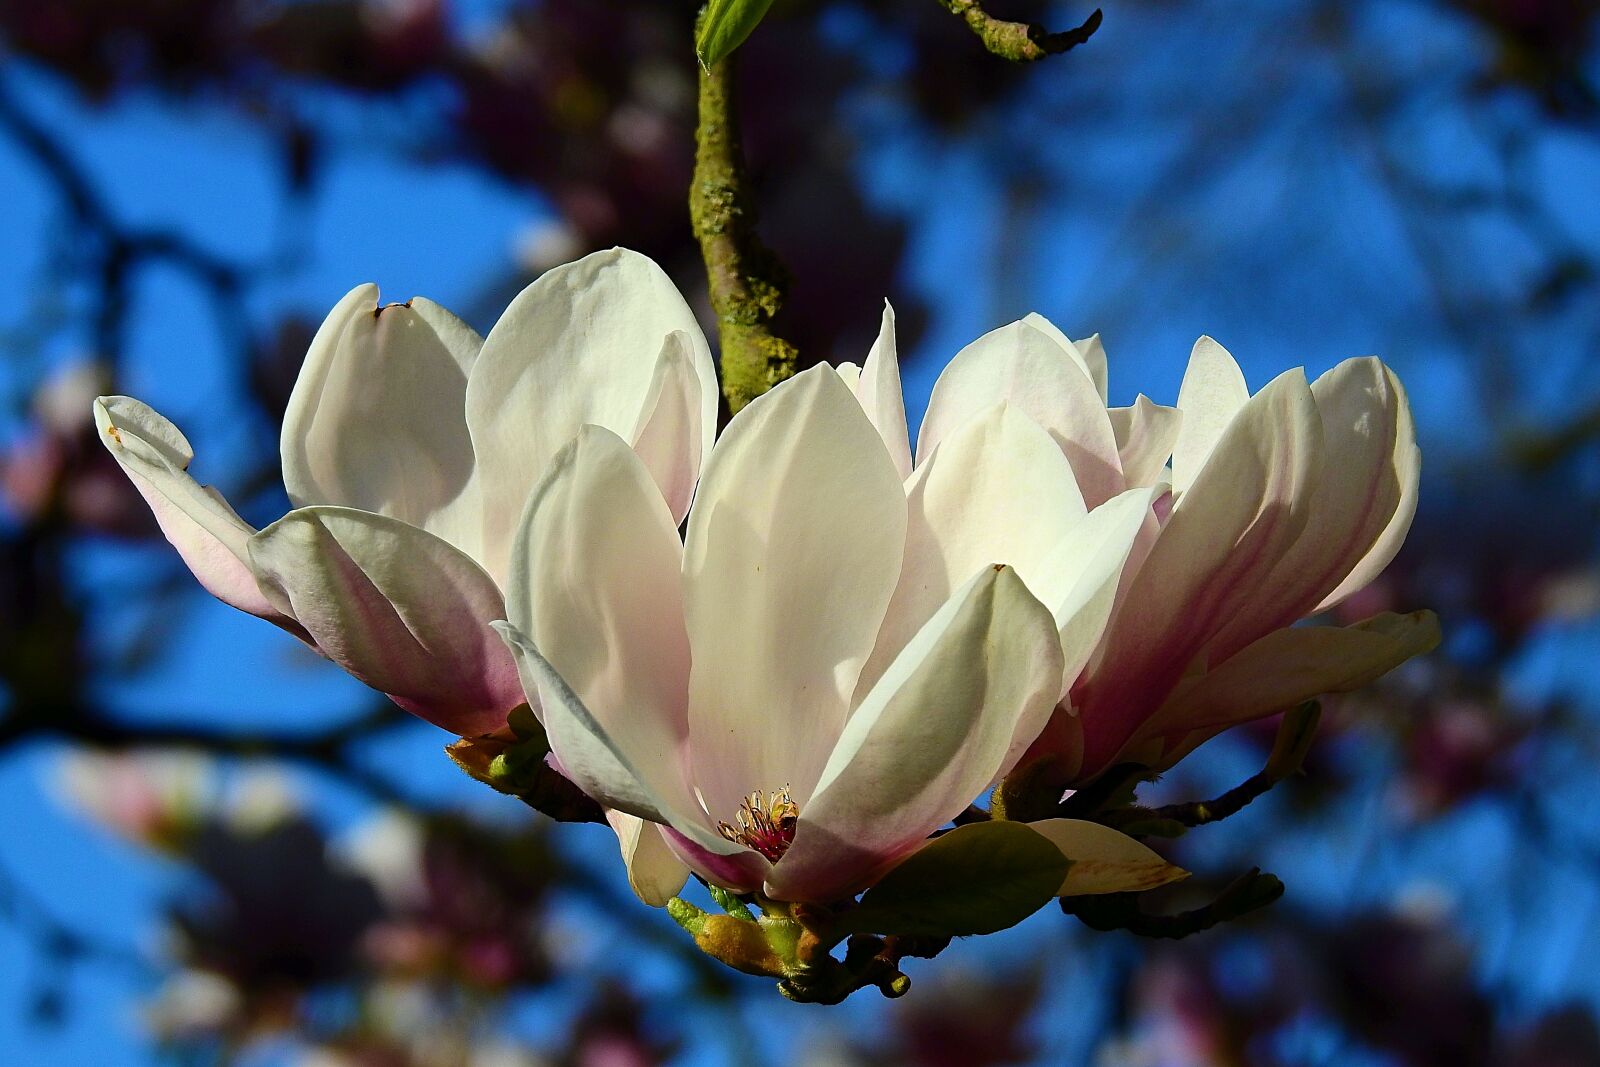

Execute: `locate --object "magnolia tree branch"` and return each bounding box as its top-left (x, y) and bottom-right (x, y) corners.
top-left (690, 50), bottom-right (798, 413)
top-left (937, 1), bottom-right (1103, 62)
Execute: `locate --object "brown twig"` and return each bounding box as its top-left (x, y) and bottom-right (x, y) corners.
top-left (936, 2), bottom-right (1103, 62)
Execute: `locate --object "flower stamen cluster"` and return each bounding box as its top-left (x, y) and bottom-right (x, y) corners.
top-left (717, 787), bottom-right (800, 861)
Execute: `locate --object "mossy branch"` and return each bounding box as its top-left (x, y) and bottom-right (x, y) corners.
top-left (937, 1), bottom-right (1103, 62)
top-left (690, 48), bottom-right (798, 413)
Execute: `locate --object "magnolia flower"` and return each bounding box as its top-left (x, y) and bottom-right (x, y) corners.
top-left (493, 365), bottom-right (1167, 903)
top-left (94, 248), bottom-right (716, 738)
top-left (857, 313), bottom-right (1432, 783)
top-left (1055, 338), bottom-right (1435, 778)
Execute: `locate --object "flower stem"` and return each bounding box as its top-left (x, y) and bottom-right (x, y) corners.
top-left (689, 46), bottom-right (798, 413)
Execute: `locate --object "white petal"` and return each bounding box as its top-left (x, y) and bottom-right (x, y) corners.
top-left (248, 507), bottom-right (521, 736)
top-left (1207, 357), bottom-right (1410, 661)
top-left (767, 565), bottom-right (1064, 903)
top-left (1027, 818), bottom-right (1189, 895)
top-left (1074, 369), bottom-right (1323, 775)
top-left (856, 302), bottom-right (913, 480)
top-left (1019, 313), bottom-right (1105, 401)
top-left (682, 366), bottom-right (907, 822)
top-left (605, 811), bottom-right (690, 907)
top-left (1108, 395), bottom-right (1181, 488)
top-left (94, 396), bottom-right (300, 634)
top-left (493, 622), bottom-right (737, 854)
top-left (465, 248), bottom-right (715, 583)
top-left (1316, 363), bottom-right (1420, 612)
top-left (857, 402), bottom-right (1085, 701)
top-left (628, 330), bottom-right (704, 524)
top-left (1142, 610), bottom-right (1441, 739)
top-left (281, 286), bottom-right (485, 557)
top-left (919, 320), bottom-right (1123, 506)
top-left (1170, 336), bottom-right (1249, 494)
top-left (506, 425), bottom-right (697, 820)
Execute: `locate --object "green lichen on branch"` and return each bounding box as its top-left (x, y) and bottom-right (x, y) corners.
top-left (690, 49), bottom-right (798, 412)
top-left (937, 1), bottom-right (1103, 62)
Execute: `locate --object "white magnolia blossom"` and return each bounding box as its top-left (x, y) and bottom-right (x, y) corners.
top-left (94, 247), bottom-right (717, 739)
top-left (95, 248), bottom-right (719, 895)
top-left (495, 364), bottom-right (1180, 904)
top-left (840, 309), bottom-right (1433, 784)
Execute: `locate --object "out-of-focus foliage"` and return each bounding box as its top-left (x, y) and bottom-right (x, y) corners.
top-left (2, 0), bottom-right (1599, 1062)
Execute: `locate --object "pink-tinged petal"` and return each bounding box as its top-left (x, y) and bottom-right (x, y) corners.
top-left (1073, 369), bottom-right (1323, 776)
top-left (1027, 819), bottom-right (1189, 895)
top-left (628, 331), bottom-right (703, 524)
top-left (1140, 610), bottom-right (1441, 742)
top-left (682, 366), bottom-right (907, 823)
top-left (1170, 336), bottom-right (1249, 494)
top-left (505, 425), bottom-right (696, 809)
top-left (767, 566), bottom-right (1063, 903)
top-left (281, 286), bottom-right (485, 558)
top-left (605, 812), bottom-right (690, 907)
top-left (466, 248), bottom-right (715, 584)
top-left (660, 826), bottom-right (771, 894)
top-left (1316, 363), bottom-right (1420, 612)
top-left (856, 301), bottom-right (914, 480)
top-left (248, 506), bottom-right (520, 736)
top-left (493, 622), bottom-right (737, 855)
top-left (858, 403), bottom-right (1085, 702)
top-left (1020, 313), bottom-right (1106, 401)
top-left (1206, 357), bottom-right (1410, 662)
top-left (94, 397), bottom-right (305, 638)
top-left (918, 320), bottom-right (1124, 506)
top-left (1108, 395), bottom-right (1181, 488)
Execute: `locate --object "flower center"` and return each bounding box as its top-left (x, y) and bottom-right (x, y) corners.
top-left (717, 787), bottom-right (799, 862)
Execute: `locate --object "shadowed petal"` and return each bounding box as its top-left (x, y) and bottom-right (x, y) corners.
top-left (506, 425), bottom-right (695, 809)
top-left (1142, 610), bottom-right (1442, 740)
top-left (248, 507), bottom-right (521, 736)
top-left (628, 330), bottom-right (704, 524)
top-left (1207, 357), bottom-right (1410, 661)
top-left (1316, 363), bottom-right (1420, 612)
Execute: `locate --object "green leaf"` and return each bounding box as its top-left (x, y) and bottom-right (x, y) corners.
top-left (696, 0), bottom-right (776, 69)
top-left (837, 822), bottom-right (1070, 938)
